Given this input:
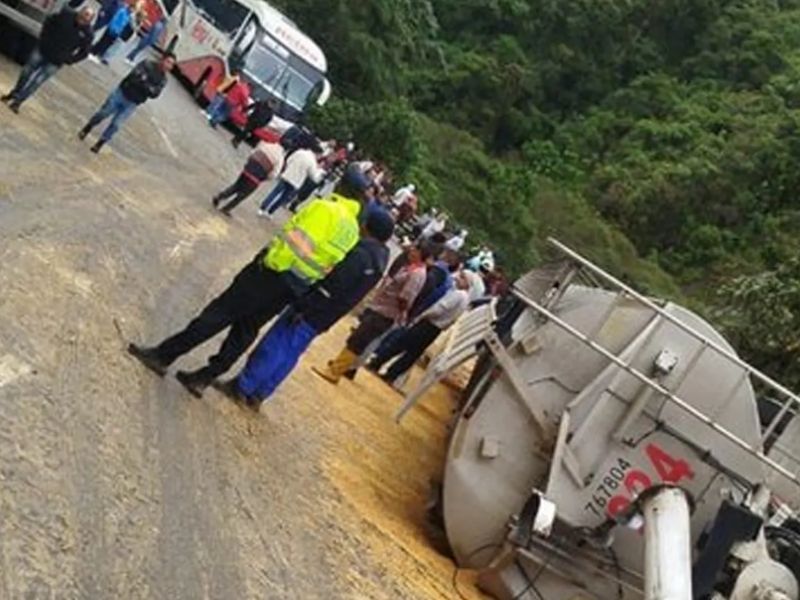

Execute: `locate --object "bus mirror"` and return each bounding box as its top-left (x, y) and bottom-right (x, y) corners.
top-left (316, 79), bottom-right (331, 107)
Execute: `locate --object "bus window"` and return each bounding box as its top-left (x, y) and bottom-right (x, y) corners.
top-left (162, 0), bottom-right (179, 16)
top-left (243, 39), bottom-right (289, 91)
top-left (230, 16), bottom-right (258, 69)
top-left (191, 0), bottom-right (248, 34)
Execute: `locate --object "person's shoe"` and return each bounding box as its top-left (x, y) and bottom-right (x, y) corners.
top-left (88, 54), bottom-right (101, 64)
top-left (212, 379), bottom-right (260, 410)
top-left (212, 378), bottom-right (245, 402)
top-left (212, 195), bottom-right (222, 208)
top-left (175, 369), bottom-right (213, 398)
top-left (312, 348), bottom-right (358, 385)
top-left (220, 209), bottom-right (233, 218)
top-left (1, 93), bottom-right (12, 103)
top-left (100, 58), bottom-right (109, 66)
top-left (256, 209), bottom-right (272, 219)
top-left (124, 58), bottom-right (136, 67)
top-left (127, 343), bottom-right (169, 376)
top-left (8, 102), bottom-right (20, 114)
top-left (231, 138), bottom-right (240, 148)
top-left (90, 139), bottom-right (105, 153)
top-left (78, 125), bottom-right (91, 140)
top-left (365, 360), bottom-right (379, 374)
top-left (343, 368), bottom-right (357, 381)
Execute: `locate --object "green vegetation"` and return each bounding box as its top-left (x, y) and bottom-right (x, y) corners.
top-left (278, 0), bottom-right (800, 385)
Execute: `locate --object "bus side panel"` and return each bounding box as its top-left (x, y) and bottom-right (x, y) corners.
top-left (177, 55), bottom-right (225, 100)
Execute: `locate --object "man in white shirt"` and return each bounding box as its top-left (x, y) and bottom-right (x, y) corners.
top-left (258, 141), bottom-right (325, 217)
top-left (445, 229), bottom-right (468, 252)
top-left (392, 184), bottom-right (416, 207)
top-left (420, 213), bottom-right (447, 241)
top-left (368, 272), bottom-right (470, 385)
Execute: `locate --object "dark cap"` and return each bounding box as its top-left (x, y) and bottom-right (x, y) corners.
top-left (365, 208), bottom-right (395, 243)
top-left (343, 167), bottom-right (371, 192)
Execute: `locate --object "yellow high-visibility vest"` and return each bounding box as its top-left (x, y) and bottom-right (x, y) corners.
top-left (264, 195), bottom-right (361, 283)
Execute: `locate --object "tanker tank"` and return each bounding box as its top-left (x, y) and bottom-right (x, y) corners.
top-left (402, 239), bottom-right (800, 600)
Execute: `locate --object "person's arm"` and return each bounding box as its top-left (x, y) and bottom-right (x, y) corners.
top-left (69, 27), bottom-right (92, 64)
top-left (397, 270), bottom-right (425, 322)
top-left (145, 64), bottom-right (166, 98)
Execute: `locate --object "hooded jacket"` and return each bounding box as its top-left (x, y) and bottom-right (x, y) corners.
top-left (38, 9), bottom-right (93, 66)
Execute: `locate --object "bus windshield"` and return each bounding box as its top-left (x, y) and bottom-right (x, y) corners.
top-left (241, 31), bottom-right (325, 112)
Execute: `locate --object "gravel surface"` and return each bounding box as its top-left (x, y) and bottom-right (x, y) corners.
top-left (0, 53), bottom-right (487, 599)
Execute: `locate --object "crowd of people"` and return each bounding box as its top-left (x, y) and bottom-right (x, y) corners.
top-left (2, 2), bottom-right (171, 152)
top-left (2, 3), bottom-right (510, 413)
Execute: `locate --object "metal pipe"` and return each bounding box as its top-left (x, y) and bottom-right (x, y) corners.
top-left (643, 487), bottom-right (693, 600)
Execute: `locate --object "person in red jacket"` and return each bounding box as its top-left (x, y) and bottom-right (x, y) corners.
top-left (207, 73), bottom-right (251, 128)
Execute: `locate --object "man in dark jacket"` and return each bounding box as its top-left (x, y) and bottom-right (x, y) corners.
top-left (232, 99), bottom-right (275, 148)
top-left (1, 7), bottom-right (94, 113)
top-left (214, 208), bottom-right (395, 410)
top-left (78, 54), bottom-right (175, 153)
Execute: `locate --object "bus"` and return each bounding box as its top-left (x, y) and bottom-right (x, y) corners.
top-left (162, 0), bottom-right (331, 140)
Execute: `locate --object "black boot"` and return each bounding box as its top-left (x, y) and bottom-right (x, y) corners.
top-left (212, 379), bottom-right (259, 410)
top-left (175, 368), bottom-right (214, 398)
top-left (8, 100), bottom-right (20, 114)
top-left (90, 139), bottom-right (105, 153)
top-left (127, 343), bottom-right (169, 376)
top-left (1, 93), bottom-right (12, 103)
top-left (212, 194), bottom-right (223, 208)
top-left (78, 124), bottom-right (92, 140)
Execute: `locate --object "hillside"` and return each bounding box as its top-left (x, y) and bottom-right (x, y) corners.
top-left (277, 0), bottom-right (800, 388)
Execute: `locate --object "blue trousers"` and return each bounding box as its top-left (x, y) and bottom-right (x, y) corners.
top-left (86, 87), bottom-right (137, 142)
top-left (206, 94), bottom-right (230, 126)
top-left (236, 311), bottom-right (317, 401)
top-left (8, 50), bottom-right (60, 104)
top-left (259, 179), bottom-right (298, 214)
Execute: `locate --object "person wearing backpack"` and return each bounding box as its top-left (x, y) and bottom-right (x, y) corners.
top-left (89, 0), bottom-right (132, 64)
top-left (78, 53), bottom-right (174, 152)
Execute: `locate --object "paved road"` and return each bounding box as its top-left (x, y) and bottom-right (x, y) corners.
top-left (0, 53), bottom-right (485, 599)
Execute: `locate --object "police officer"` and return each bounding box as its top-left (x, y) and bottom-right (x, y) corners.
top-left (127, 176), bottom-right (368, 396)
top-left (215, 208), bottom-right (395, 410)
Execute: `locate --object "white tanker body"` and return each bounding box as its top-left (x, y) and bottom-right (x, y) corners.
top-left (409, 239), bottom-right (800, 600)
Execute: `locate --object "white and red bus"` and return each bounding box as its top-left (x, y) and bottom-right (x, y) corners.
top-left (161, 0), bottom-right (331, 140)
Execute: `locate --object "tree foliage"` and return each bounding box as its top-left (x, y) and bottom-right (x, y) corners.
top-left (277, 0), bottom-right (800, 378)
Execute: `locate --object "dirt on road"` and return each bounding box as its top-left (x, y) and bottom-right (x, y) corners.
top-left (0, 54), bottom-right (485, 599)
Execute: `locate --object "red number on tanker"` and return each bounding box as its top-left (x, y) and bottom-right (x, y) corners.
top-left (645, 443), bottom-right (694, 484)
top-left (588, 444), bottom-right (694, 522)
top-left (624, 469), bottom-right (652, 496)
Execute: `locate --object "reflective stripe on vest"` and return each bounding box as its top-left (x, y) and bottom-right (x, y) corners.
top-left (278, 229), bottom-right (328, 279)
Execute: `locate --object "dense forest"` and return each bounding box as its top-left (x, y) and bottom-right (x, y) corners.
top-left (273, 0), bottom-right (800, 388)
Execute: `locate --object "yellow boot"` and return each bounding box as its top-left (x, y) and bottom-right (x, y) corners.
top-left (312, 348), bottom-right (358, 384)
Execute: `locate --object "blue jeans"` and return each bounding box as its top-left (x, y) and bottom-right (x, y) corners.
top-left (259, 179), bottom-right (298, 214)
top-left (86, 87), bottom-right (137, 142)
top-left (8, 50), bottom-right (60, 104)
top-left (206, 94), bottom-right (230, 126)
top-left (236, 311), bottom-right (317, 401)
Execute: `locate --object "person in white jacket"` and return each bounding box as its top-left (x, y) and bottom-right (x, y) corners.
top-left (445, 229), bottom-right (468, 252)
top-left (258, 142), bottom-right (324, 217)
top-left (368, 272), bottom-right (470, 385)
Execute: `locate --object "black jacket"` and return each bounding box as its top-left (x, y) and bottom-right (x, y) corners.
top-left (294, 238), bottom-right (389, 333)
top-left (120, 60), bottom-right (167, 105)
top-left (246, 101), bottom-right (274, 129)
top-left (38, 9), bottom-right (93, 66)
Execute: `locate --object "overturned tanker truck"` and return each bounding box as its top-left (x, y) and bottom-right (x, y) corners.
top-left (403, 238), bottom-right (800, 600)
